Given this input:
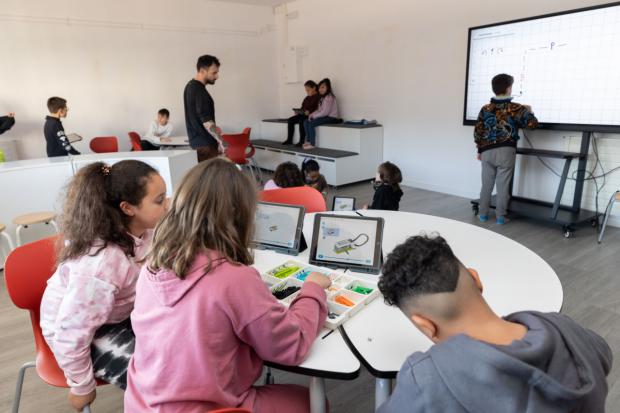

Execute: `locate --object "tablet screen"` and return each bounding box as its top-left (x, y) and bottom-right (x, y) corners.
top-left (253, 202), bottom-right (304, 250)
top-left (333, 197), bottom-right (355, 211)
top-left (311, 214), bottom-right (383, 272)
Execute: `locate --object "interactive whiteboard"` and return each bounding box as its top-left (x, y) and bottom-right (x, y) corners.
top-left (464, 2), bottom-right (620, 132)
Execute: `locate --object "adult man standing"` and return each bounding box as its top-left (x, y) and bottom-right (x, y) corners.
top-left (184, 55), bottom-right (225, 161)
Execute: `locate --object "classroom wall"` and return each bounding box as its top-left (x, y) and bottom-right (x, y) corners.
top-left (275, 0), bottom-right (620, 228)
top-left (0, 0), bottom-right (277, 158)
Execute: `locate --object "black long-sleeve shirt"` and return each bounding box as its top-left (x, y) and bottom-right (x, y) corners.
top-left (0, 116), bottom-right (15, 135)
top-left (44, 116), bottom-right (80, 157)
top-left (369, 184), bottom-right (403, 211)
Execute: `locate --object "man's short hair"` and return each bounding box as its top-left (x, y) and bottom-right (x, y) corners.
top-left (47, 97), bottom-right (67, 113)
top-left (197, 55), bottom-right (221, 72)
top-left (378, 234), bottom-right (461, 309)
top-left (158, 108), bottom-right (170, 118)
top-left (492, 74), bottom-right (514, 95)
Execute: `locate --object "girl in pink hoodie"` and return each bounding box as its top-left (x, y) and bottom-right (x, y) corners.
top-left (40, 160), bottom-right (168, 411)
top-left (125, 158), bottom-right (331, 413)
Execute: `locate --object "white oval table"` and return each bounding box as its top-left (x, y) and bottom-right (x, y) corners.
top-left (328, 210), bottom-right (564, 409)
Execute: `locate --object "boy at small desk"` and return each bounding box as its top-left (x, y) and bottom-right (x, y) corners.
top-left (377, 235), bottom-right (612, 413)
top-left (143, 108), bottom-right (173, 150)
top-left (44, 97), bottom-right (81, 157)
top-left (474, 73), bottom-right (538, 225)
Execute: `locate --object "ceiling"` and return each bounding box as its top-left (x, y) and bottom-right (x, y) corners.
top-left (213, 0), bottom-right (287, 7)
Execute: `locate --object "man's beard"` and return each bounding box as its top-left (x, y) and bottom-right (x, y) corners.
top-left (206, 79), bottom-right (216, 85)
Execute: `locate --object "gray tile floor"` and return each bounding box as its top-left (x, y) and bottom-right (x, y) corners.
top-left (1, 180), bottom-right (619, 412)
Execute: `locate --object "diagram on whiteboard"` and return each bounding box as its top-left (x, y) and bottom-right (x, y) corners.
top-left (465, 5), bottom-right (620, 127)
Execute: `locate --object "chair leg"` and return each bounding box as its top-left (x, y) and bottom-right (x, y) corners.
top-left (49, 219), bottom-right (60, 234)
top-left (264, 367), bottom-right (275, 385)
top-left (15, 225), bottom-right (25, 247)
top-left (251, 158), bottom-right (263, 185)
top-left (598, 193), bottom-right (617, 244)
top-left (12, 361), bottom-right (35, 413)
top-left (82, 405), bottom-right (92, 413)
top-left (1, 231), bottom-right (15, 251)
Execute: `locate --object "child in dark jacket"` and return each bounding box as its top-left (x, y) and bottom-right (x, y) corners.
top-left (365, 161), bottom-right (403, 211)
top-left (44, 97), bottom-right (80, 157)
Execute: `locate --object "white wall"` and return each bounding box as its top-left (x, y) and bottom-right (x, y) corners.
top-left (0, 0), bottom-right (278, 159)
top-left (275, 0), bottom-right (620, 227)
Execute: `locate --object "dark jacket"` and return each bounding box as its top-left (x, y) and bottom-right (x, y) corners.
top-left (369, 184), bottom-right (403, 211)
top-left (379, 311), bottom-right (612, 413)
top-left (0, 116), bottom-right (15, 135)
top-left (474, 97), bottom-right (539, 153)
top-left (44, 116), bottom-right (80, 157)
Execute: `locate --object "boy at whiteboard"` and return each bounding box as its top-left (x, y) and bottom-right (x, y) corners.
top-left (474, 74), bottom-right (538, 225)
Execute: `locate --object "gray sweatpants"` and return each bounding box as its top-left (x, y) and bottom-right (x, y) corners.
top-left (479, 147), bottom-right (516, 218)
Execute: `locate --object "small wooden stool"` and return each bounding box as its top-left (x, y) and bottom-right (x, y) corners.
top-left (0, 223), bottom-right (15, 270)
top-left (598, 191), bottom-right (620, 243)
top-left (12, 212), bottom-right (59, 246)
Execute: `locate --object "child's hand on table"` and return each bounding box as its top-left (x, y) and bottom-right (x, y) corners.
top-left (305, 272), bottom-right (332, 289)
top-left (160, 137), bottom-right (172, 143)
top-left (68, 389), bottom-right (96, 412)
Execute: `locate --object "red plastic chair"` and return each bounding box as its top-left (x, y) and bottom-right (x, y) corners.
top-left (259, 187), bottom-right (327, 213)
top-left (207, 409), bottom-right (252, 413)
top-left (4, 236), bottom-right (103, 412)
top-left (222, 129), bottom-right (261, 183)
top-left (128, 131), bottom-right (143, 151)
top-left (89, 136), bottom-right (119, 153)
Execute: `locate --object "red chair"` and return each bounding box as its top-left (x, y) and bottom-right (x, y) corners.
top-left (207, 409), bottom-right (252, 413)
top-left (259, 187), bottom-right (327, 213)
top-left (89, 136), bottom-right (119, 153)
top-left (128, 131), bottom-right (143, 151)
top-left (222, 129), bottom-right (261, 183)
top-left (4, 236), bottom-right (103, 413)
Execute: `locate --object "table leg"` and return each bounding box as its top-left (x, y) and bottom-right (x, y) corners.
top-left (309, 376), bottom-right (326, 413)
top-left (375, 378), bottom-right (392, 410)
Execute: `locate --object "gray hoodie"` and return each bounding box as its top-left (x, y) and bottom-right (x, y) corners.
top-left (378, 312), bottom-right (612, 413)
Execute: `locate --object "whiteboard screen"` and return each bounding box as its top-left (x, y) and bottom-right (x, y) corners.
top-left (464, 2), bottom-right (620, 131)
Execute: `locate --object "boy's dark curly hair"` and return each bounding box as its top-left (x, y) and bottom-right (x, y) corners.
top-left (378, 234), bottom-right (461, 308)
top-left (274, 161), bottom-right (305, 188)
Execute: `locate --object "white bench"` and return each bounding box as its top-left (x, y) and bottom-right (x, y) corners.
top-left (254, 119), bottom-right (383, 186)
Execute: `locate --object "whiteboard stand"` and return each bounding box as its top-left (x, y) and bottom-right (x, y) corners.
top-left (471, 131), bottom-right (600, 238)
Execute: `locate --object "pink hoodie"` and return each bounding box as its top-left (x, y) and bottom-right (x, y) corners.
top-left (124, 252), bottom-right (328, 412)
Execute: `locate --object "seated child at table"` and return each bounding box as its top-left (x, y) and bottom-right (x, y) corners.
top-left (302, 158), bottom-right (327, 194)
top-left (40, 160), bottom-right (167, 411)
top-left (377, 234), bottom-right (612, 413)
top-left (44, 97), bottom-right (81, 157)
top-left (365, 161), bottom-right (403, 211)
top-left (142, 108), bottom-right (173, 150)
top-left (264, 161), bottom-right (306, 190)
top-left (125, 158), bottom-right (331, 412)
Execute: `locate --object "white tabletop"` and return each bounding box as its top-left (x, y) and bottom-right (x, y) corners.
top-left (145, 135), bottom-right (190, 146)
top-left (328, 210), bottom-right (563, 377)
top-left (252, 249), bottom-right (361, 378)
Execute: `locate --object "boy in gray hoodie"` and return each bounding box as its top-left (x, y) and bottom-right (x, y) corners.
top-left (377, 234), bottom-right (612, 413)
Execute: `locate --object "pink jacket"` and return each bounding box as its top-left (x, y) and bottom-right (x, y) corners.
top-left (40, 231), bottom-right (152, 395)
top-left (309, 94), bottom-right (339, 119)
top-left (124, 252), bottom-right (327, 412)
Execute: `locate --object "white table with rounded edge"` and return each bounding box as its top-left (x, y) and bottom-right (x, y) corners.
top-left (252, 247), bottom-right (361, 413)
top-left (312, 210), bottom-right (564, 410)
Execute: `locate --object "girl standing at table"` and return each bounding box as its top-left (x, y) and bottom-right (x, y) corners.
top-left (125, 158), bottom-right (331, 413)
top-left (303, 78), bottom-right (341, 150)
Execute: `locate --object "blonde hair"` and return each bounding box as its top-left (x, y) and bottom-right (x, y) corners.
top-left (148, 158), bottom-right (256, 279)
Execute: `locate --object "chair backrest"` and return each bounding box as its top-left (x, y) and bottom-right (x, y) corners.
top-left (90, 136), bottom-right (119, 153)
top-left (128, 131), bottom-right (143, 151)
top-left (222, 132), bottom-right (251, 164)
top-left (242, 127), bottom-right (251, 137)
top-left (259, 187), bottom-right (327, 213)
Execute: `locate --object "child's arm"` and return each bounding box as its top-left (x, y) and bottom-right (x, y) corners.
top-left (235, 271), bottom-right (327, 366)
top-left (58, 130), bottom-right (80, 155)
top-left (309, 95), bottom-right (332, 120)
top-left (161, 123), bottom-right (173, 138)
top-left (473, 108), bottom-right (489, 152)
top-left (518, 105), bottom-right (539, 130)
top-left (368, 185), bottom-right (388, 210)
top-left (44, 272), bottom-right (120, 395)
top-left (146, 121), bottom-right (158, 138)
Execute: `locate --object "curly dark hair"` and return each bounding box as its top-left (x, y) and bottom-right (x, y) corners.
top-left (273, 162), bottom-right (305, 188)
top-left (378, 234), bottom-right (461, 308)
top-left (378, 161), bottom-right (402, 190)
top-left (58, 160), bottom-right (158, 262)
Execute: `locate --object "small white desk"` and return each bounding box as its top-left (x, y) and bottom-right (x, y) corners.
top-left (327, 210), bottom-right (563, 410)
top-left (145, 135), bottom-right (190, 148)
